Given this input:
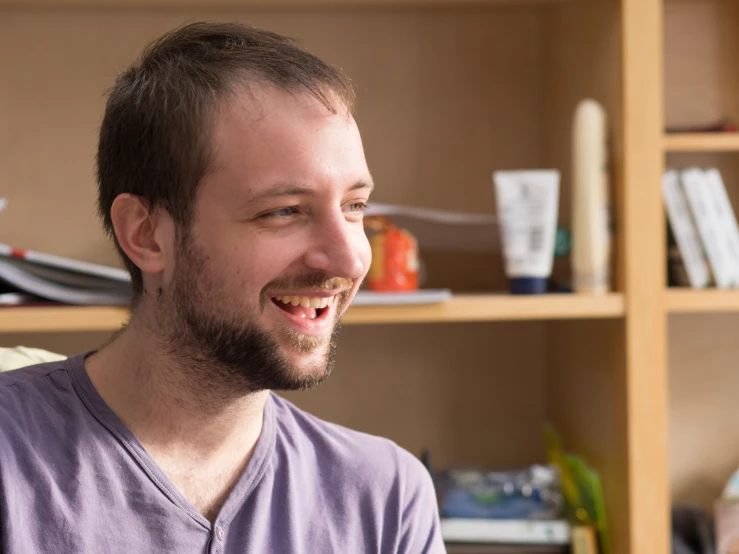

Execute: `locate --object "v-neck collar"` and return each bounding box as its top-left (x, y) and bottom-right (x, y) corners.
top-left (66, 352), bottom-right (277, 530)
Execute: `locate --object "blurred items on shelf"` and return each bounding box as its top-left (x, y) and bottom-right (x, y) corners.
top-left (571, 99), bottom-right (612, 295)
top-left (350, 200), bottom-right (577, 297)
top-left (663, 168), bottom-right (739, 289)
top-left (364, 215), bottom-right (419, 292)
top-left (351, 289), bottom-right (451, 306)
top-left (433, 463), bottom-right (571, 553)
top-left (363, 203), bottom-right (497, 253)
top-left (361, 203), bottom-right (496, 304)
top-left (446, 544), bottom-right (567, 554)
top-left (493, 170), bottom-right (560, 295)
top-left (0, 346), bottom-right (66, 372)
top-left (0, 243), bottom-right (132, 306)
top-left (666, 119), bottom-right (738, 134)
top-left (714, 465), bottom-right (739, 554)
top-left (426, 428), bottom-right (609, 553)
top-left (0, 199), bottom-right (132, 306)
top-left (672, 505), bottom-right (714, 554)
top-left (545, 428), bottom-right (609, 554)
top-left (437, 465), bottom-right (564, 520)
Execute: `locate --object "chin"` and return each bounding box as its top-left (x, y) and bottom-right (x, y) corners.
top-left (274, 362), bottom-right (333, 391)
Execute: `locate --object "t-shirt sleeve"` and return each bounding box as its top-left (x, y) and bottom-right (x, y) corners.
top-left (397, 450), bottom-right (446, 554)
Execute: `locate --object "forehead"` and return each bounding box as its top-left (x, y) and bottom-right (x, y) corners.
top-left (202, 85), bottom-right (368, 202)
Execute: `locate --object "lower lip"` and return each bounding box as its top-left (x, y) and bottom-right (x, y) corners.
top-left (270, 299), bottom-right (334, 335)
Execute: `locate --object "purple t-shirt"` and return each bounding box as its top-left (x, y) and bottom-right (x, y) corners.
top-left (0, 353), bottom-right (445, 553)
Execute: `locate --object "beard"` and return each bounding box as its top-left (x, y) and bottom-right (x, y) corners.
top-left (155, 234), bottom-right (351, 395)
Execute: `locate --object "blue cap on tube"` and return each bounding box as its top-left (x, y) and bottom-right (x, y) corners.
top-left (509, 277), bottom-right (548, 295)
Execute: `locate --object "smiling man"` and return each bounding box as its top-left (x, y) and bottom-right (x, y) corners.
top-left (0, 22), bottom-right (444, 553)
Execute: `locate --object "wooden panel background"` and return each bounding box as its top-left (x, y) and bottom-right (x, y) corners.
top-left (547, 319), bottom-right (628, 554)
top-left (669, 314), bottom-right (739, 510)
top-left (664, 0), bottom-right (739, 130)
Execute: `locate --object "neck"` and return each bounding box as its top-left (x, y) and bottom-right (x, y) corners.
top-left (84, 313), bottom-right (268, 460)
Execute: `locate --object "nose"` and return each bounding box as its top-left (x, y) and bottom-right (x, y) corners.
top-left (303, 211), bottom-right (368, 281)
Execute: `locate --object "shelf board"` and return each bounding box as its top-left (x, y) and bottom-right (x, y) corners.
top-left (344, 293), bottom-right (625, 324)
top-left (0, 306), bottom-right (131, 333)
top-left (666, 288), bottom-right (739, 313)
top-left (0, 294), bottom-right (624, 333)
top-left (0, 0), bottom-right (570, 6)
top-left (664, 133), bottom-right (739, 152)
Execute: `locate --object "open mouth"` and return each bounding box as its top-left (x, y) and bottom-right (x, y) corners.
top-left (271, 295), bottom-right (335, 320)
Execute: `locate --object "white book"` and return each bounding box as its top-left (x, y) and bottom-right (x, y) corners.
top-left (681, 168), bottom-right (736, 288)
top-left (661, 170), bottom-right (711, 288)
top-left (440, 518), bottom-right (571, 545)
top-left (703, 168), bottom-right (739, 288)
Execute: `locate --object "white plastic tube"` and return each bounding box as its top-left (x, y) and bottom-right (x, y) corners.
top-left (572, 99), bottom-right (611, 293)
top-left (493, 170), bottom-right (560, 294)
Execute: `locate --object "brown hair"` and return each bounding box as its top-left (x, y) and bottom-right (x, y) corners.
top-left (96, 21), bottom-right (356, 296)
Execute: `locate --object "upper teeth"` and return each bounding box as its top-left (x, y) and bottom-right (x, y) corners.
top-left (274, 296), bottom-right (334, 309)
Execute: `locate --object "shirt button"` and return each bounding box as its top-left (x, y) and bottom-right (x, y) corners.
top-left (215, 526), bottom-right (225, 541)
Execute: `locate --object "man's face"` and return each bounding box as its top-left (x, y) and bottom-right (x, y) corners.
top-left (157, 85), bottom-right (373, 392)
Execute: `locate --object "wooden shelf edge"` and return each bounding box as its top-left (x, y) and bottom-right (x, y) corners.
top-left (0, 306), bottom-right (130, 333)
top-left (0, 293), bottom-right (625, 332)
top-left (664, 133), bottom-right (739, 153)
top-left (0, 0), bottom-right (572, 8)
top-left (666, 288), bottom-right (739, 314)
top-left (344, 293), bottom-right (625, 324)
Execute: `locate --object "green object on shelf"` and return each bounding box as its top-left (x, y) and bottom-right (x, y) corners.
top-left (554, 227), bottom-right (572, 257)
top-left (545, 427), bottom-right (610, 554)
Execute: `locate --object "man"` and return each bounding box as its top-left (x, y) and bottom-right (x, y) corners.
top-left (0, 22), bottom-right (444, 553)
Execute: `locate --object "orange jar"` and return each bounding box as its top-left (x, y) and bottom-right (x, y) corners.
top-left (365, 217), bottom-right (419, 292)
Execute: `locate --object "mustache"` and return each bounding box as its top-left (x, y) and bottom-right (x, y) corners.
top-left (259, 273), bottom-right (355, 312)
top-left (262, 273), bottom-right (354, 294)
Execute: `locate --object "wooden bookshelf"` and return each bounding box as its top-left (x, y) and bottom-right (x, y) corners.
top-left (666, 288), bottom-right (739, 313)
top-left (663, 133), bottom-right (739, 152)
top-left (0, 294), bottom-right (626, 332)
top-left (0, 0), bottom-right (671, 552)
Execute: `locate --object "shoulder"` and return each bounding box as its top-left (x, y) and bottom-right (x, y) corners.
top-left (270, 392), bottom-right (433, 493)
top-left (269, 394), bottom-right (445, 552)
top-left (0, 356), bottom-right (72, 402)
top-left (0, 357), bottom-right (77, 437)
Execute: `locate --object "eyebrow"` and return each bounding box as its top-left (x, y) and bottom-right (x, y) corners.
top-left (247, 179), bottom-right (375, 206)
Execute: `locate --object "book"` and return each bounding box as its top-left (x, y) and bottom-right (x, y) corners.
top-left (661, 170), bottom-right (711, 288)
top-left (440, 518), bottom-right (571, 546)
top-left (0, 243), bottom-right (130, 282)
top-left (0, 245), bottom-right (132, 305)
top-left (680, 168), bottom-right (736, 288)
top-left (351, 289), bottom-right (452, 306)
top-left (703, 168), bottom-right (739, 286)
top-left (446, 545), bottom-right (568, 554)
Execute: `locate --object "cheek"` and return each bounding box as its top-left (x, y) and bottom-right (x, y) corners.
top-left (230, 241), bottom-right (299, 289)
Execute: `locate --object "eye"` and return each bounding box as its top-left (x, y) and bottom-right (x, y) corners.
top-left (343, 202), bottom-right (367, 214)
top-left (261, 206), bottom-right (299, 218)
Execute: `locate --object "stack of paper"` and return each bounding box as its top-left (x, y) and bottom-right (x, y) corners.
top-left (0, 243), bottom-right (132, 306)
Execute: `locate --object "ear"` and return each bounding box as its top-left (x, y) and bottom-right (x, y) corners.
top-left (110, 194), bottom-right (170, 277)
